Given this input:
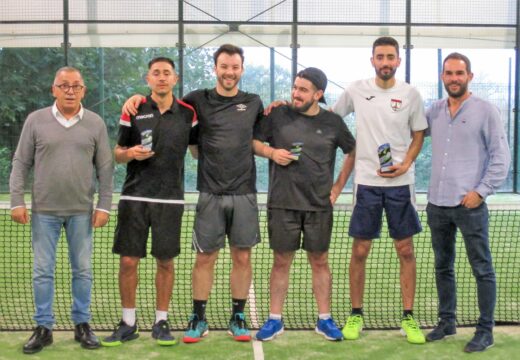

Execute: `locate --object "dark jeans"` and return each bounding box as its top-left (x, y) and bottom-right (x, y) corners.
top-left (426, 202), bottom-right (495, 333)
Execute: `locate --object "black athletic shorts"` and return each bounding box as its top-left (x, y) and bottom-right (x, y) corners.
top-left (113, 200), bottom-right (183, 259)
top-left (267, 208), bottom-right (333, 252)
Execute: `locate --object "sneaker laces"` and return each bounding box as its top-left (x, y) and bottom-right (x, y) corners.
top-left (157, 320), bottom-right (170, 331)
top-left (233, 314), bottom-right (247, 329)
top-left (320, 318), bottom-right (336, 330)
top-left (188, 316), bottom-right (200, 331)
top-left (263, 318), bottom-right (280, 331)
top-left (403, 315), bottom-right (420, 330)
top-left (346, 315), bottom-right (362, 329)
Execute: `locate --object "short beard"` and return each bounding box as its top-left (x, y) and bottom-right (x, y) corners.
top-left (444, 82), bottom-right (468, 98)
top-left (217, 76), bottom-right (238, 92)
top-left (376, 67), bottom-right (396, 81)
top-left (291, 100), bottom-right (313, 113)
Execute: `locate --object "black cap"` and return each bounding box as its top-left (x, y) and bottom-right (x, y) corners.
top-left (296, 67), bottom-right (328, 104)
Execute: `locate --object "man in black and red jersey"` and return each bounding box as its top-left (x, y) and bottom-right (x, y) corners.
top-left (102, 57), bottom-right (196, 347)
top-left (122, 44), bottom-right (264, 343)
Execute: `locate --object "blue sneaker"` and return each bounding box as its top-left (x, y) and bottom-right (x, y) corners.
top-left (255, 318), bottom-right (284, 341)
top-left (315, 318), bottom-right (343, 341)
top-left (228, 313), bottom-right (251, 342)
top-left (182, 314), bottom-right (209, 343)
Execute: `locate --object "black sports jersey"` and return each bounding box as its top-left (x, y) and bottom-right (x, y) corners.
top-left (184, 89), bottom-right (264, 195)
top-left (254, 106), bottom-right (355, 211)
top-left (118, 95), bottom-right (196, 201)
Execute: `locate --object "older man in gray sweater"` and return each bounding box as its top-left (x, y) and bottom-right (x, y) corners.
top-left (9, 66), bottom-right (113, 354)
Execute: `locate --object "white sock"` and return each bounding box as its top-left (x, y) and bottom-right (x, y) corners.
top-left (122, 308), bottom-right (136, 326)
top-left (269, 313), bottom-right (282, 320)
top-left (318, 313), bottom-right (331, 320)
top-left (155, 310), bottom-right (168, 324)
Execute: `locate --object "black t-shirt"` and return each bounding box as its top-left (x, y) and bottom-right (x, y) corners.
top-left (254, 106), bottom-right (355, 211)
top-left (118, 95), bottom-right (196, 200)
top-left (184, 89), bottom-right (264, 195)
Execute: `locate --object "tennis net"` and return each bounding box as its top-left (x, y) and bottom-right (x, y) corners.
top-left (0, 203), bottom-right (518, 331)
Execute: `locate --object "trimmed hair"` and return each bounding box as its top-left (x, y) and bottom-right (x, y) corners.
top-left (443, 52), bottom-right (472, 74)
top-left (54, 66), bottom-right (83, 82)
top-left (148, 57), bottom-right (175, 70)
top-left (372, 36), bottom-right (400, 55)
top-left (213, 44), bottom-right (244, 65)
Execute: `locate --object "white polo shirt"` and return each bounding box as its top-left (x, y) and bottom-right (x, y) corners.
top-left (332, 78), bottom-right (427, 187)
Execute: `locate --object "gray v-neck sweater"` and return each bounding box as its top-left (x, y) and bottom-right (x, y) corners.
top-left (9, 106), bottom-right (113, 215)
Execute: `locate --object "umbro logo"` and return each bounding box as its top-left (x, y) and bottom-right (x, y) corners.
top-left (135, 113), bottom-right (154, 120)
top-left (236, 104), bottom-right (247, 112)
top-left (365, 96), bottom-right (375, 101)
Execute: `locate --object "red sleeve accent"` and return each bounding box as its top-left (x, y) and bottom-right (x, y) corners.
top-left (141, 97), bottom-right (147, 104)
top-left (119, 112), bottom-right (131, 126)
top-left (177, 99), bottom-right (198, 127)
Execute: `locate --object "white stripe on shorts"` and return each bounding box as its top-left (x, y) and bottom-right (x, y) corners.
top-left (120, 196), bottom-right (185, 204)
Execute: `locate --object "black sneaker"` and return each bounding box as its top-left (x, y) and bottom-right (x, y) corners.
top-left (464, 330), bottom-right (494, 353)
top-left (101, 320), bottom-right (139, 347)
top-left (152, 320), bottom-right (177, 346)
top-left (426, 319), bottom-right (456, 342)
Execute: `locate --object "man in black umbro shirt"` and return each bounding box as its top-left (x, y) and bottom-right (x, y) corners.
top-left (122, 45), bottom-right (263, 343)
top-left (103, 57), bottom-right (196, 347)
top-left (253, 68), bottom-right (356, 342)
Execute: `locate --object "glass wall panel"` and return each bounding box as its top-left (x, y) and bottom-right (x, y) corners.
top-left (0, 24), bottom-right (64, 47)
top-left (184, 0), bottom-right (291, 22)
top-left (412, 0), bottom-right (516, 25)
top-left (69, 0), bottom-right (179, 21)
top-left (2, 0), bottom-right (63, 21)
top-left (69, 24), bottom-right (180, 47)
top-left (298, 0), bottom-right (406, 23)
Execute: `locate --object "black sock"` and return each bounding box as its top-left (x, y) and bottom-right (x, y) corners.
top-left (193, 299), bottom-right (207, 320)
top-left (232, 298), bottom-right (247, 316)
top-left (351, 308), bottom-right (363, 316)
top-left (403, 310), bottom-right (414, 318)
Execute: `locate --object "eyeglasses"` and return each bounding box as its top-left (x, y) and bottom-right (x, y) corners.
top-left (54, 84), bottom-right (85, 93)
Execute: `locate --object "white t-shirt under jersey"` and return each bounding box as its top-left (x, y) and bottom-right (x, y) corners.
top-left (332, 78), bottom-right (427, 187)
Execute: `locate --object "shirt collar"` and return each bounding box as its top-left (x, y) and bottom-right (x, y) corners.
top-left (52, 102), bottom-right (84, 121)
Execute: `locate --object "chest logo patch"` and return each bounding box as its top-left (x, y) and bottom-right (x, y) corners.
top-left (236, 104), bottom-right (247, 112)
top-left (390, 99), bottom-right (402, 112)
top-left (135, 113), bottom-right (154, 120)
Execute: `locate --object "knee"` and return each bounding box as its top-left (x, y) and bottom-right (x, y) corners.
top-left (33, 265), bottom-right (54, 280)
top-left (471, 260), bottom-right (495, 280)
top-left (351, 246), bottom-right (369, 263)
top-left (33, 249), bottom-right (55, 274)
top-left (272, 254), bottom-right (293, 272)
top-left (231, 249), bottom-right (252, 269)
top-left (396, 243), bottom-right (415, 262)
top-left (308, 253), bottom-right (329, 272)
top-left (194, 252), bottom-right (218, 269)
top-left (157, 259), bottom-right (174, 273)
top-left (120, 256), bottom-right (139, 274)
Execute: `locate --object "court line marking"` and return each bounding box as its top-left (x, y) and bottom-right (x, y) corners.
top-left (249, 281), bottom-right (264, 360)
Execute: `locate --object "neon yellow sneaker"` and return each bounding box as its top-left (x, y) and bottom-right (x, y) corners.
top-left (341, 314), bottom-right (363, 340)
top-left (400, 314), bottom-right (426, 344)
